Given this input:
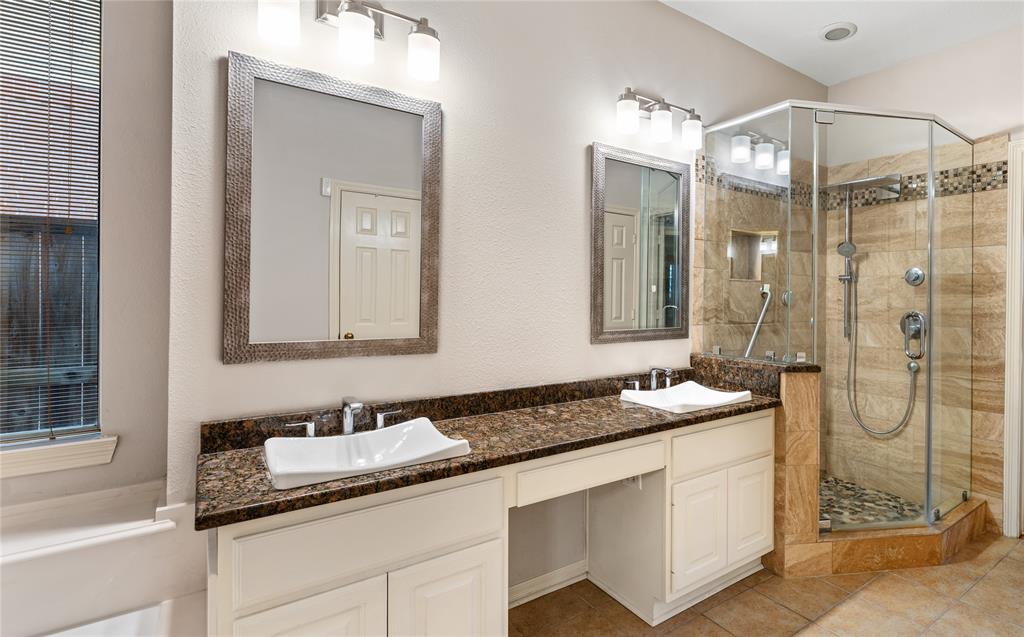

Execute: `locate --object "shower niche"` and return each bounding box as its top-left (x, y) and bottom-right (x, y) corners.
top-left (697, 101), bottom-right (975, 531)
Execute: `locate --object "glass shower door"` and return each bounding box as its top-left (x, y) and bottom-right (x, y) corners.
top-left (817, 111), bottom-right (931, 530)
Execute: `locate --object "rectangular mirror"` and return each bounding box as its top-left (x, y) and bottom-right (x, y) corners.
top-left (591, 143), bottom-right (689, 343)
top-left (223, 52), bottom-right (441, 364)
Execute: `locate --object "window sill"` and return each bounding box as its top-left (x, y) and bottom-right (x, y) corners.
top-left (0, 435), bottom-right (118, 479)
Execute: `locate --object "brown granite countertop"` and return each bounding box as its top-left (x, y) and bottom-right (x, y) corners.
top-left (194, 394), bottom-right (780, 530)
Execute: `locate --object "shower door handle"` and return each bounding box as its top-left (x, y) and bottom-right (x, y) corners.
top-left (901, 311), bottom-right (926, 360)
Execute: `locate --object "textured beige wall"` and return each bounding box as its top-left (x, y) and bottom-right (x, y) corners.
top-left (166, 0), bottom-right (826, 504)
top-left (829, 26), bottom-right (1024, 140)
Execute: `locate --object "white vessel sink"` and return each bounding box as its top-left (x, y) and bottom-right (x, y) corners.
top-left (264, 417), bottom-right (471, 490)
top-left (621, 380), bottom-right (751, 414)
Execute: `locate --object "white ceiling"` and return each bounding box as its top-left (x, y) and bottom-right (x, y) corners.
top-left (663, 1), bottom-right (1024, 85)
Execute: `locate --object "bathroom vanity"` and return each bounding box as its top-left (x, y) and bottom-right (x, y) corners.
top-left (198, 393), bottom-right (777, 636)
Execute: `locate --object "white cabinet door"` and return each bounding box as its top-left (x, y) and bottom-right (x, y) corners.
top-left (671, 470), bottom-right (728, 593)
top-left (727, 455), bottom-right (774, 565)
top-left (233, 574), bottom-right (386, 637)
top-left (388, 539), bottom-right (504, 637)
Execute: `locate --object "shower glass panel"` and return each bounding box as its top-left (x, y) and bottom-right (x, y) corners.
top-left (818, 112), bottom-right (931, 530)
top-left (701, 101), bottom-right (974, 531)
top-left (929, 124), bottom-right (974, 522)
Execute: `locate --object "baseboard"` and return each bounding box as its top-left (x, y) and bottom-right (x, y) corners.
top-left (508, 559), bottom-right (588, 608)
top-left (588, 558), bottom-right (763, 627)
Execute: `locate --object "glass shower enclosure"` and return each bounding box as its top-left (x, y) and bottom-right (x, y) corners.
top-left (697, 101), bottom-right (974, 531)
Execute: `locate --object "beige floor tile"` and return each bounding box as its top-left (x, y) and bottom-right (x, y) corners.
top-left (567, 579), bottom-right (620, 612)
top-left (704, 589), bottom-right (809, 637)
top-left (738, 568), bottom-right (775, 587)
top-left (795, 624), bottom-right (839, 637)
top-left (924, 602), bottom-right (1024, 637)
top-left (816, 594), bottom-right (922, 637)
top-left (1005, 539), bottom-right (1024, 563)
top-left (897, 562), bottom-right (983, 598)
top-left (510, 587), bottom-right (592, 635)
top-left (960, 558), bottom-right (1024, 625)
top-left (754, 575), bottom-right (850, 620)
top-left (664, 616), bottom-right (732, 637)
top-left (854, 573), bottom-right (953, 627)
top-left (819, 572), bottom-right (878, 593)
top-left (535, 606), bottom-right (624, 637)
top-left (690, 582), bottom-right (748, 614)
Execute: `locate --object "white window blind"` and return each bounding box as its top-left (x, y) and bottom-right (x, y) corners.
top-left (0, 0), bottom-right (101, 444)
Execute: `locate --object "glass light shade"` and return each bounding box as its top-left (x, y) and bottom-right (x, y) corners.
top-left (681, 117), bottom-right (703, 150)
top-left (650, 108), bottom-right (673, 143)
top-left (754, 142), bottom-right (775, 169)
top-left (776, 149), bottom-right (791, 176)
top-left (730, 135), bottom-right (751, 163)
top-left (616, 96), bottom-right (640, 134)
top-left (408, 29), bottom-right (440, 81)
top-left (338, 7), bottom-right (375, 65)
top-left (257, 0), bottom-right (301, 46)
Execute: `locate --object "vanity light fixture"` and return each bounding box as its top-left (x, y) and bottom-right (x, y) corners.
top-left (321, 0), bottom-right (441, 80)
top-left (650, 101), bottom-right (673, 143)
top-left (776, 149), bottom-right (791, 176)
top-left (337, 1), bottom-right (376, 65)
top-left (616, 88), bottom-right (641, 134)
top-left (614, 87), bottom-right (702, 149)
top-left (257, 0), bottom-right (301, 46)
top-left (754, 141), bottom-right (775, 170)
top-left (730, 135), bottom-right (751, 163)
top-left (681, 113), bottom-right (702, 150)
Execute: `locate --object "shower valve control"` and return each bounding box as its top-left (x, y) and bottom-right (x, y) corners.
top-left (904, 267), bottom-right (925, 287)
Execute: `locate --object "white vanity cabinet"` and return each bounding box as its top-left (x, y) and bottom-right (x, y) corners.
top-left (388, 540), bottom-right (504, 637)
top-left (587, 409), bottom-right (775, 625)
top-left (208, 407), bottom-right (777, 636)
top-left (232, 575), bottom-right (387, 637)
top-left (669, 413), bottom-right (774, 595)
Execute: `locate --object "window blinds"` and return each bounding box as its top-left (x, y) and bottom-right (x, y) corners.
top-left (0, 0), bottom-right (101, 443)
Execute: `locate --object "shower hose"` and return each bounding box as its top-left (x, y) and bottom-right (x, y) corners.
top-left (845, 267), bottom-right (918, 437)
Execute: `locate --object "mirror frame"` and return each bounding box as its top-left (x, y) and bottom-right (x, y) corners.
top-left (590, 142), bottom-right (690, 344)
top-left (223, 51), bottom-right (441, 364)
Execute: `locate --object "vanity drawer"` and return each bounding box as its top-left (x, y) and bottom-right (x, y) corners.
top-left (671, 412), bottom-right (773, 480)
top-left (516, 441), bottom-right (665, 506)
top-left (231, 478), bottom-right (503, 612)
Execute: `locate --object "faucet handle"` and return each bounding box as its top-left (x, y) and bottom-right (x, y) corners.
top-left (375, 409), bottom-right (403, 429)
top-left (624, 380), bottom-right (640, 391)
top-left (661, 367), bottom-right (674, 389)
top-left (284, 421), bottom-right (316, 437)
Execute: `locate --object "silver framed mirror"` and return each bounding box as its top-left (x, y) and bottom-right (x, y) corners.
top-left (591, 143), bottom-right (689, 344)
top-left (223, 51), bottom-right (441, 364)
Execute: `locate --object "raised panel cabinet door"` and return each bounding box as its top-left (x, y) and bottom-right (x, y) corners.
top-left (727, 455), bottom-right (774, 565)
top-left (388, 539), bottom-right (504, 637)
top-left (232, 574), bottom-right (386, 637)
top-left (671, 470), bottom-right (728, 593)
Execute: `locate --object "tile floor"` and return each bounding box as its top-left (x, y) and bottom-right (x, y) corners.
top-left (509, 533), bottom-right (1023, 636)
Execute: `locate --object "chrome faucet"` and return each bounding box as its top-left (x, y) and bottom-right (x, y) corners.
top-left (649, 367), bottom-right (674, 390)
top-left (341, 397), bottom-right (363, 435)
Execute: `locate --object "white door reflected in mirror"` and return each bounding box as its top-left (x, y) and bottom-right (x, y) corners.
top-left (247, 78), bottom-right (424, 344)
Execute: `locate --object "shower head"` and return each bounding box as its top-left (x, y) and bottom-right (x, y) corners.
top-left (837, 241), bottom-right (857, 258)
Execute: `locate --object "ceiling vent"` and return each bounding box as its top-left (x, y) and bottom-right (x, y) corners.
top-left (820, 22), bottom-right (858, 42)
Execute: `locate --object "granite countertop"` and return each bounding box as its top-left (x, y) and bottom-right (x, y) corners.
top-left (194, 393), bottom-right (780, 530)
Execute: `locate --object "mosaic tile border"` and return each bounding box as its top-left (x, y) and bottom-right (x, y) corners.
top-left (699, 155), bottom-right (1008, 210)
